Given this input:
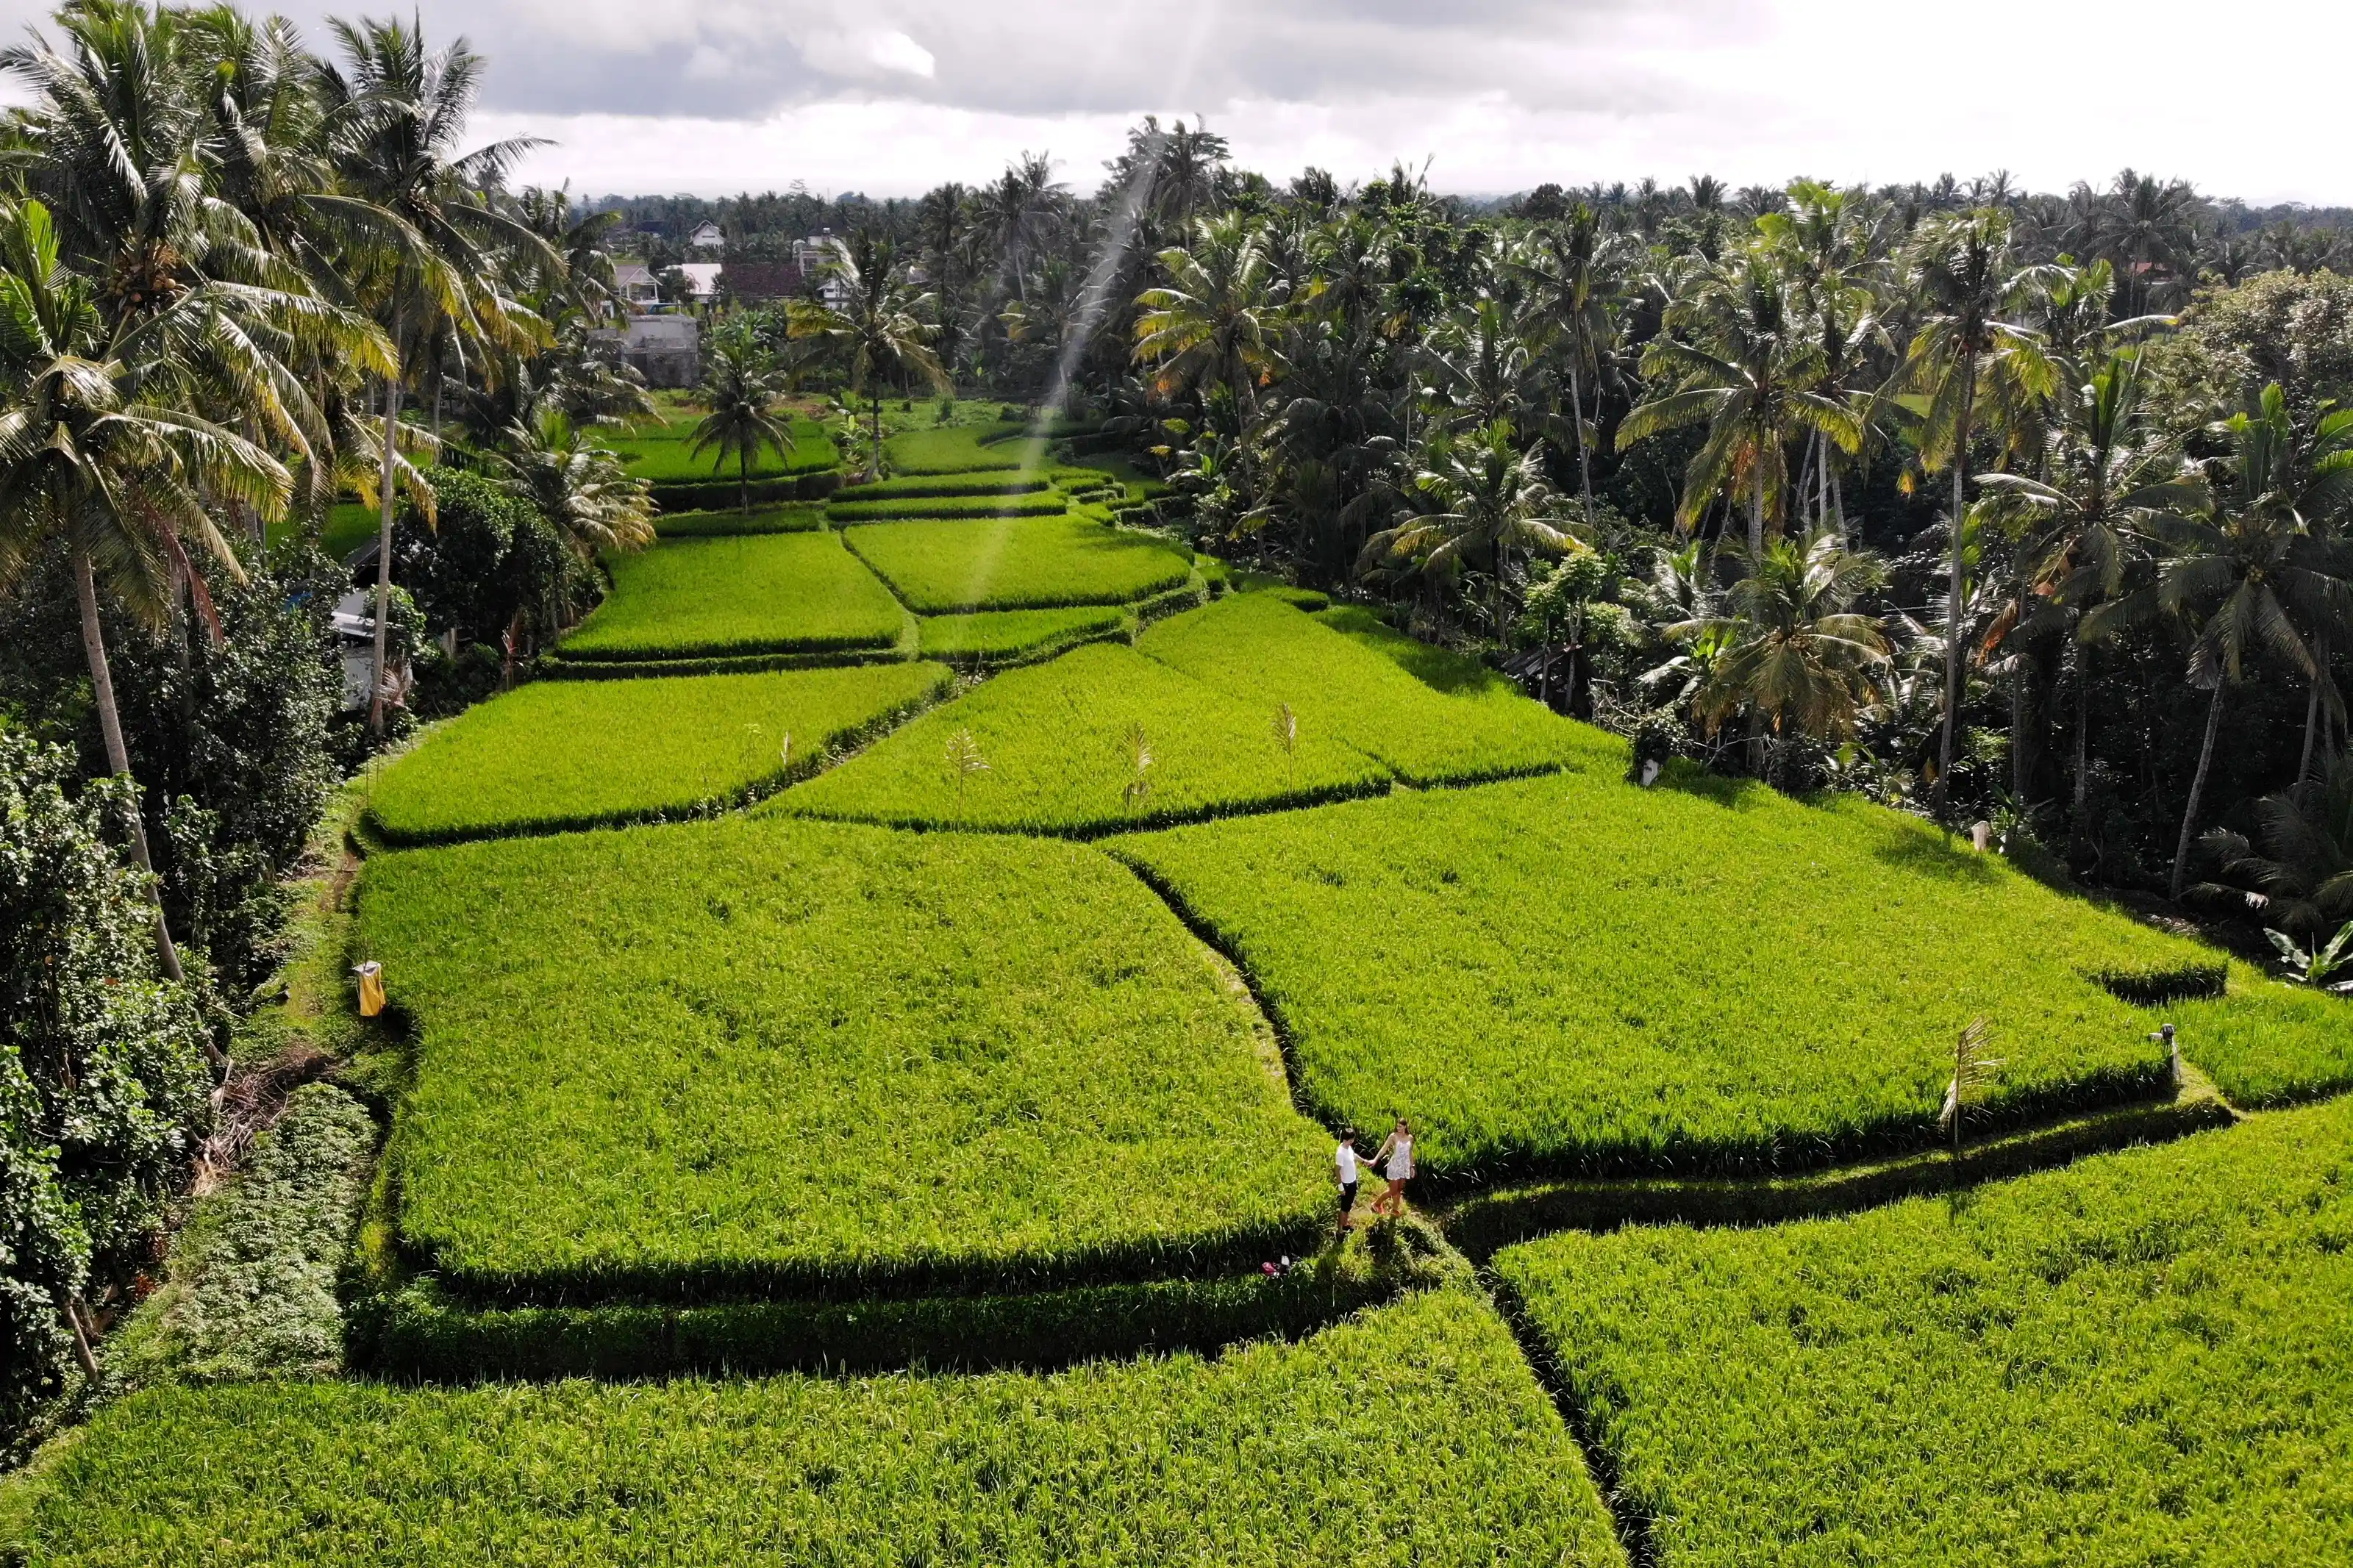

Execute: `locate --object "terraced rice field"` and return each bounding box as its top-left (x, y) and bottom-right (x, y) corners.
top-left (363, 664), bottom-right (951, 845)
top-left (559, 534), bottom-right (906, 661)
top-left (843, 513), bottom-right (1194, 613)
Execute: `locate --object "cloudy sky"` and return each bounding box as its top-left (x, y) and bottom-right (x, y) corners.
top-left (1, 0), bottom-right (2343, 204)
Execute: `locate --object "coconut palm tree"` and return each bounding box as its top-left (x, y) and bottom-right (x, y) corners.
top-left (1670, 531), bottom-right (1891, 787)
top-left (492, 407), bottom-right (655, 557)
top-left (1418, 296), bottom-right (1554, 442)
top-left (1507, 204), bottom-right (1627, 526)
top-left (788, 231), bottom-right (946, 477)
top-left (319, 15), bottom-right (554, 734)
top-left (1133, 213), bottom-right (1285, 418)
top-left (1975, 347), bottom-right (2204, 815)
top-left (1885, 208), bottom-right (2062, 817)
top-left (0, 199), bottom-right (293, 1016)
top-left (687, 328), bottom-right (794, 510)
top-left (2087, 387), bottom-right (2343, 899)
top-left (2192, 762), bottom-right (2353, 942)
top-left (1616, 249), bottom-right (1862, 554)
top-left (1359, 420), bottom-right (1579, 637)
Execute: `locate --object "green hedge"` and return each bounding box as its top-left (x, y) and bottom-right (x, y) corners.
top-left (559, 534), bottom-right (905, 662)
top-left (362, 664), bottom-right (951, 845)
top-left (1493, 1097), bottom-right (2353, 1567)
top-left (826, 492), bottom-right (1068, 523)
top-left (1140, 594), bottom-right (1610, 785)
top-left (654, 502), bottom-right (826, 537)
top-left (843, 514), bottom-right (1193, 613)
top-left (1113, 771), bottom-right (2219, 1179)
top-left (537, 646), bottom-right (908, 681)
top-left (3, 1290), bottom-right (1621, 1567)
top-left (646, 469), bottom-right (841, 512)
top-left (357, 816), bottom-right (1332, 1302)
top-left (775, 642), bottom-right (1390, 837)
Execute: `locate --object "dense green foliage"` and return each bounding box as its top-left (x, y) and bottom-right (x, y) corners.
top-left (1115, 771), bottom-right (2215, 1176)
top-left (109, 1084), bottom-right (375, 1387)
top-left (652, 503), bottom-right (824, 537)
top-left (0, 733), bottom-right (210, 1429)
top-left (826, 491), bottom-right (1068, 523)
top-left (392, 469), bottom-right (601, 659)
top-left (780, 642), bottom-right (1388, 835)
top-left (845, 515), bottom-right (1193, 612)
top-left (883, 422), bottom-right (1025, 474)
top-left (359, 816), bottom-right (1330, 1297)
top-left (364, 664), bottom-right (951, 845)
top-left (833, 473), bottom-right (1052, 501)
top-left (1496, 1099), bottom-right (2353, 1566)
top-left (606, 412), bottom-right (835, 481)
top-left (915, 606), bottom-right (1130, 662)
top-left (1140, 593), bottom-right (1611, 784)
top-left (559, 534), bottom-right (905, 660)
top-left (1, 1289), bottom-right (1621, 1567)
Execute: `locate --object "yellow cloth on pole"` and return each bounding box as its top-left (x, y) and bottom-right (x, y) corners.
top-left (354, 962), bottom-right (386, 1018)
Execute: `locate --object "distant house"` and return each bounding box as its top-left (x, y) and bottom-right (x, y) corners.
top-left (794, 231), bottom-right (852, 309)
top-left (612, 261), bottom-right (662, 309)
top-left (686, 220), bottom-right (725, 255)
top-left (589, 314), bottom-right (699, 388)
top-left (678, 262), bottom-right (723, 304)
top-left (718, 260), bottom-right (804, 304)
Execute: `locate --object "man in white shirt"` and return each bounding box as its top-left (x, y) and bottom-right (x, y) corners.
top-left (1334, 1131), bottom-right (1360, 1238)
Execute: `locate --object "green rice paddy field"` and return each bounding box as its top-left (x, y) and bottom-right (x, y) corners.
top-left (23, 417), bottom-right (2353, 1566)
top-left (559, 533), bottom-right (906, 661)
top-left (363, 663), bottom-right (952, 845)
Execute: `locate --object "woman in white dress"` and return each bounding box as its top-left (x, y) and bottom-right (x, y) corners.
top-left (1370, 1117), bottom-right (1414, 1217)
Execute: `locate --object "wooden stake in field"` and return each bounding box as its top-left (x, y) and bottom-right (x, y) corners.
top-left (1939, 1015), bottom-right (2002, 1170)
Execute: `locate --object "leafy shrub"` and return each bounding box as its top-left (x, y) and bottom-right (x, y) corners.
top-left (393, 468), bottom-right (599, 652)
top-left (357, 816), bottom-right (1331, 1299)
top-left (1493, 1098), bottom-right (2353, 1567)
top-left (0, 1289), bottom-right (1621, 1567)
top-left (1138, 595), bottom-right (1612, 786)
top-left (107, 1084), bottom-right (375, 1387)
top-left (559, 534), bottom-right (904, 661)
top-left (1114, 772), bottom-right (2209, 1178)
top-left (0, 732), bottom-right (210, 1436)
top-left (364, 663), bottom-right (951, 845)
top-left (777, 642), bottom-right (1388, 837)
top-left (826, 492), bottom-right (1068, 523)
top-left (843, 515), bottom-right (1193, 613)
top-left (884, 423), bottom-right (1026, 474)
top-left (653, 503), bottom-right (825, 538)
top-left (915, 606), bottom-right (1129, 664)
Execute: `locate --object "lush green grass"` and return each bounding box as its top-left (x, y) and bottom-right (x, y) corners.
top-left (826, 491), bottom-right (1068, 523)
top-left (1139, 593), bottom-right (1611, 784)
top-left (884, 422), bottom-right (1027, 473)
top-left (2161, 960), bottom-right (2353, 1106)
top-left (777, 642), bottom-right (1389, 836)
top-left (1496, 1098), bottom-right (2353, 1567)
top-left (0, 1289), bottom-right (1621, 1567)
top-left (607, 413), bottom-right (835, 482)
top-left (1114, 771), bottom-right (2213, 1178)
top-left (358, 815), bottom-right (1331, 1297)
top-left (844, 514), bottom-right (1194, 613)
top-left (653, 501), bottom-right (824, 537)
top-left (915, 606), bottom-right (1129, 662)
top-left (558, 534), bottom-right (904, 661)
top-left (832, 473), bottom-right (1052, 501)
top-left (362, 664), bottom-right (951, 845)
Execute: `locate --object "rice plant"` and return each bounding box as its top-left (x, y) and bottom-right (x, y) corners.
top-left (559, 534), bottom-right (905, 661)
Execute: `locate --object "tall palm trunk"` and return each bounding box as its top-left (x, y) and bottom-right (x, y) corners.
top-left (1748, 451), bottom-right (1766, 556)
top-left (1934, 369), bottom-right (1977, 820)
top-left (2171, 677), bottom-right (2228, 902)
top-left (74, 548), bottom-right (211, 1037)
top-left (1568, 359), bottom-right (1596, 528)
top-left (368, 321), bottom-right (404, 736)
top-left (2299, 629), bottom-right (2330, 787)
top-left (738, 445), bottom-right (750, 514)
